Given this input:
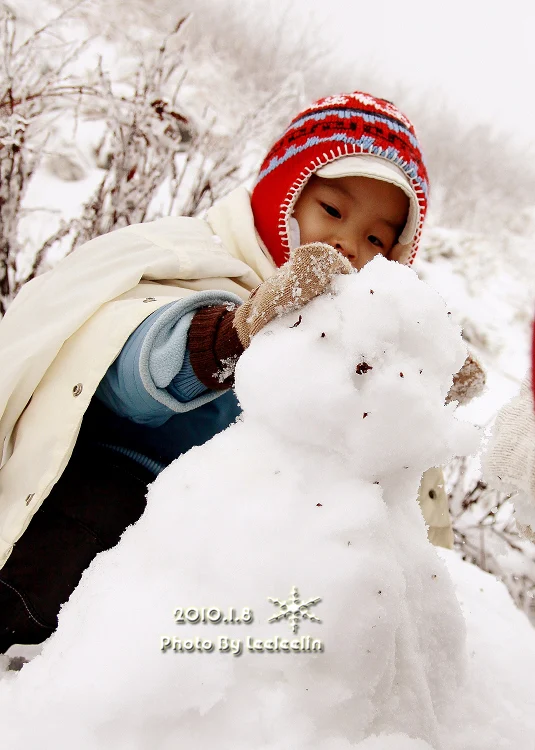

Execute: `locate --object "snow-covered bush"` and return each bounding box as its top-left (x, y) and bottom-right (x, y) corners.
top-left (0, 3), bottom-right (97, 313)
top-left (0, 3), bottom-right (304, 311)
top-left (446, 455), bottom-right (535, 626)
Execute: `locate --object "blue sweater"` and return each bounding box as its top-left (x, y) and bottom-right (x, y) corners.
top-left (87, 292), bottom-right (243, 476)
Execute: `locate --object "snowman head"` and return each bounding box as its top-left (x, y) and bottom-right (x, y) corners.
top-left (234, 256), bottom-right (477, 482)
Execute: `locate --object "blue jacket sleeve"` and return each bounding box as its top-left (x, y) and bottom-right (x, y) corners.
top-left (95, 290), bottom-right (243, 427)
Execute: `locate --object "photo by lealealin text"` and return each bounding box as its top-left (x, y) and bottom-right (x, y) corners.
top-left (160, 635), bottom-right (324, 656)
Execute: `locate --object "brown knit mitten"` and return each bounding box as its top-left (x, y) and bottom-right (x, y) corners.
top-left (233, 242), bottom-right (353, 348)
top-left (445, 351), bottom-right (486, 406)
top-left (188, 243), bottom-right (352, 389)
top-left (188, 304), bottom-right (244, 390)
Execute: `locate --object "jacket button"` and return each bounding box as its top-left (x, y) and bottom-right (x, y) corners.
top-left (143, 297), bottom-right (157, 303)
top-left (72, 383), bottom-right (83, 397)
top-left (428, 489), bottom-right (436, 499)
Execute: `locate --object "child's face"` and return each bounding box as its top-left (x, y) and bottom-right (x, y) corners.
top-left (292, 175), bottom-right (410, 270)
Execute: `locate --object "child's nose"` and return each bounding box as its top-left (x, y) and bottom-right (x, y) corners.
top-left (334, 241), bottom-right (359, 267)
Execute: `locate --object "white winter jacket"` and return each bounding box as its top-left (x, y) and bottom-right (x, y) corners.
top-left (0, 188), bottom-right (275, 567)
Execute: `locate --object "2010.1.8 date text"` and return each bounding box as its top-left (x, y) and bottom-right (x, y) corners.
top-left (173, 607), bottom-right (253, 624)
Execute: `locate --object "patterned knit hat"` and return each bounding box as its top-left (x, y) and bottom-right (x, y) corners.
top-left (251, 91), bottom-right (429, 267)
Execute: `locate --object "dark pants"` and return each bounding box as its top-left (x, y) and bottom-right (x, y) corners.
top-left (0, 444), bottom-right (153, 653)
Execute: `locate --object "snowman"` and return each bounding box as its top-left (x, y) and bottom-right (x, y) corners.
top-left (0, 254), bottom-right (481, 750)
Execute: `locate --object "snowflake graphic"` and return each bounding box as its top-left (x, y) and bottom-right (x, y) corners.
top-left (267, 586), bottom-right (322, 634)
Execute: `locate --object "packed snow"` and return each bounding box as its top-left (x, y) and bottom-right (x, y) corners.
top-left (2, 259), bottom-right (535, 748)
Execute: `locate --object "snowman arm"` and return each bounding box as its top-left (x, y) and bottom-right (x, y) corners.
top-left (445, 351), bottom-right (486, 406)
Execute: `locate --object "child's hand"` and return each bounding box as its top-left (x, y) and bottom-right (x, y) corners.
top-left (233, 243), bottom-right (353, 348)
top-left (188, 243), bottom-right (351, 389)
top-left (445, 352), bottom-right (486, 406)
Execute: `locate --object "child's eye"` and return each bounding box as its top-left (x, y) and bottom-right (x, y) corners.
top-left (368, 235), bottom-right (384, 248)
top-left (321, 203), bottom-right (342, 219)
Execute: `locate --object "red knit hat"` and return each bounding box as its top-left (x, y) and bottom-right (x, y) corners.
top-left (251, 91), bottom-right (429, 268)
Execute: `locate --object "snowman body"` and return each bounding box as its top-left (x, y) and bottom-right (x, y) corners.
top-left (0, 258), bottom-right (479, 749)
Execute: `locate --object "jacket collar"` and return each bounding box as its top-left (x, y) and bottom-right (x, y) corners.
top-left (206, 187), bottom-right (276, 283)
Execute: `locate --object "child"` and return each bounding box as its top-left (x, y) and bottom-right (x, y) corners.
top-left (0, 91), bottom-right (482, 651)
